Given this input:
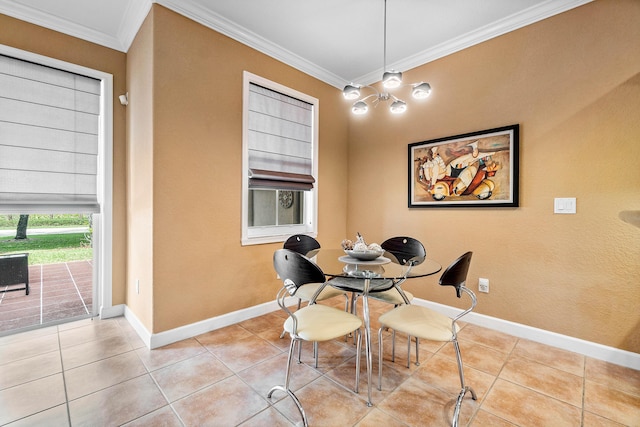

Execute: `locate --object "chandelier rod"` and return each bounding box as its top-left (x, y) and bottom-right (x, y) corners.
top-left (383, 0), bottom-right (388, 74)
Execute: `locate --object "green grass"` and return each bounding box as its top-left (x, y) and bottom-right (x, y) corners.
top-left (0, 233), bottom-right (92, 265)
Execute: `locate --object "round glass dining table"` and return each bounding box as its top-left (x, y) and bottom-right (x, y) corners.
top-left (312, 249), bottom-right (442, 406)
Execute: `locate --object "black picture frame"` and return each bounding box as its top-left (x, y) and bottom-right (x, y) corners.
top-left (408, 124), bottom-right (519, 208)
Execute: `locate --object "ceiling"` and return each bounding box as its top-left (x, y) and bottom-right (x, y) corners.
top-left (0, 0), bottom-right (591, 88)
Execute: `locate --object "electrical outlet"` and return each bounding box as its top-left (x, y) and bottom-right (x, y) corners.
top-left (478, 278), bottom-right (489, 293)
top-left (136, 279), bottom-right (140, 294)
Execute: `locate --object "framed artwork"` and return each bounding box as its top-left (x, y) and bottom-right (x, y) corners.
top-left (408, 124), bottom-right (519, 208)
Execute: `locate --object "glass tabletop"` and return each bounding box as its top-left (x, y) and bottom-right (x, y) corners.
top-left (314, 249), bottom-right (442, 281)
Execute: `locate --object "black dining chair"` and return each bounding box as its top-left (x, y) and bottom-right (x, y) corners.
top-left (283, 234), bottom-right (347, 308)
top-left (377, 251), bottom-right (477, 427)
top-left (368, 236), bottom-right (427, 305)
top-left (268, 249), bottom-right (362, 427)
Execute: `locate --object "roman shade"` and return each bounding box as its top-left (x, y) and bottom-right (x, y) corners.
top-left (0, 54), bottom-right (101, 214)
top-left (247, 83), bottom-right (315, 191)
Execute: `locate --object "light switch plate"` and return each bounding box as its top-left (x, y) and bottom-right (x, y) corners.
top-left (554, 197), bottom-right (576, 214)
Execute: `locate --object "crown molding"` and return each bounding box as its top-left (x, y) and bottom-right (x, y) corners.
top-left (119, 0), bottom-right (153, 52)
top-left (0, 0), bottom-right (127, 51)
top-left (155, 0), bottom-right (346, 88)
top-left (0, 0), bottom-right (592, 88)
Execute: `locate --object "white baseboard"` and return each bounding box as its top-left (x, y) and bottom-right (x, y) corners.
top-left (125, 300), bottom-right (280, 349)
top-left (100, 303), bottom-right (124, 318)
top-left (120, 298), bottom-right (639, 370)
top-left (412, 298), bottom-right (640, 371)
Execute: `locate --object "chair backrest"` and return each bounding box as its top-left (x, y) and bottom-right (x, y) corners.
top-left (439, 251), bottom-right (473, 298)
top-left (381, 236), bottom-right (426, 266)
top-left (283, 234), bottom-right (321, 258)
top-left (273, 249), bottom-right (326, 296)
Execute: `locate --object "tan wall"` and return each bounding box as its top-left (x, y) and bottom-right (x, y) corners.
top-left (126, 10), bottom-right (156, 331)
top-left (0, 14), bottom-right (128, 307)
top-left (346, 0), bottom-right (640, 352)
top-left (137, 6), bottom-right (349, 333)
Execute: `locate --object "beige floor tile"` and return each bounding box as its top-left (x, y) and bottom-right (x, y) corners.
top-left (585, 357), bottom-right (640, 396)
top-left (194, 324), bottom-right (254, 346)
top-left (172, 375), bottom-right (269, 426)
top-left (470, 409), bottom-right (517, 426)
top-left (68, 374), bottom-right (167, 427)
top-left (57, 317), bottom-right (96, 332)
top-left (584, 380), bottom-right (640, 426)
top-left (378, 330), bottom-right (437, 371)
top-left (65, 351), bottom-right (148, 400)
top-left (135, 337), bottom-right (206, 371)
top-left (120, 405), bottom-right (182, 427)
top-left (114, 318), bottom-right (147, 349)
top-left (257, 327), bottom-right (293, 351)
top-left (58, 318), bottom-right (122, 348)
top-left (437, 337), bottom-right (509, 376)
top-left (299, 339), bottom-right (358, 373)
top-left (582, 410), bottom-right (628, 426)
top-left (0, 325), bottom-right (58, 346)
top-left (0, 350), bottom-right (61, 390)
top-left (512, 338), bottom-right (585, 376)
top-left (206, 334), bottom-right (284, 372)
top-left (482, 378), bottom-right (581, 427)
top-left (500, 356), bottom-right (583, 407)
top-left (239, 312), bottom-right (286, 334)
top-left (237, 352), bottom-right (322, 398)
top-left (366, 356), bottom-right (413, 396)
top-left (151, 352), bottom-right (233, 402)
top-left (412, 352), bottom-right (496, 402)
top-left (2, 312), bottom-right (639, 427)
top-left (0, 374), bottom-right (66, 425)
top-left (0, 333), bottom-right (59, 364)
top-left (273, 376), bottom-right (372, 426)
top-left (354, 407), bottom-right (408, 427)
top-left (457, 324), bottom-right (518, 354)
top-left (238, 407), bottom-right (296, 426)
top-left (61, 333), bottom-right (133, 369)
top-left (3, 403), bottom-right (69, 427)
top-left (376, 375), bottom-right (477, 427)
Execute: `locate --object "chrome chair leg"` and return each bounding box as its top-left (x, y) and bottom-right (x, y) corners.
top-left (268, 339), bottom-right (309, 427)
top-left (415, 337), bottom-right (420, 366)
top-left (451, 338), bottom-right (477, 427)
top-left (406, 334), bottom-right (411, 368)
top-left (314, 341), bottom-right (319, 368)
top-left (391, 329), bottom-right (396, 362)
top-left (377, 327), bottom-right (383, 390)
top-left (355, 329), bottom-right (362, 393)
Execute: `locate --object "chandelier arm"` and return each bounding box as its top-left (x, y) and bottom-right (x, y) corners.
top-left (360, 93), bottom-right (380, 103)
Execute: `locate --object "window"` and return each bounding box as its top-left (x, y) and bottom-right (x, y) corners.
top-left (241, 72), bottom-right (318, 245)
top-left (0, 54), bottom-right (100, 213)
top-left (0, 44), bottom-right (113, 317)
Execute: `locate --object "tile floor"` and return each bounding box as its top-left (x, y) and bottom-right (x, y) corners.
top-left (0, 261), bottom-right (93, 334)
top-left (1, 296), bottom-right (639, 426)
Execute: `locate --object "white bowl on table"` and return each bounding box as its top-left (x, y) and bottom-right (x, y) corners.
top-left (344, 249), bottom-right (384, 261)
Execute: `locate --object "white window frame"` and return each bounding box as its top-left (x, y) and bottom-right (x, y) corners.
top-left (0, 44), bottom-right (114, 318)
top-left (241, 71), bottom-right (318, 245)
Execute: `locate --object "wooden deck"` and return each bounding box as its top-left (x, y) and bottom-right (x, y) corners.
top-left (0, 260), bottom-right (93, 334)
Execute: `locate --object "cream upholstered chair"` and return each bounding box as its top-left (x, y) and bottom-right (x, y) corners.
top-left (268, 249), bottom-right (362, 427)
top-left (280, 235), bottom-right (349, 352)
top-left (377, 251), bottom-right (476, 427)
top-left (283, 234), bottom-right (346, 307)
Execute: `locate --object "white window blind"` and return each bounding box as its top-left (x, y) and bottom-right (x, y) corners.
top-left (247, 83), bottom-right (315, 191)
top-left (0, 54), bottom-right (101, 213)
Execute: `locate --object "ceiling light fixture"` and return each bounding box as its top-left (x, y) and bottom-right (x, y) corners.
top-left (343, 0), bottom-right (432, 115)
